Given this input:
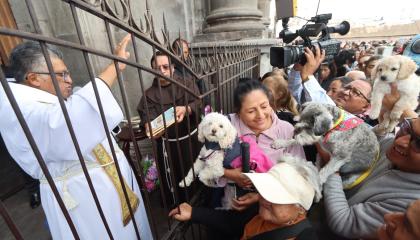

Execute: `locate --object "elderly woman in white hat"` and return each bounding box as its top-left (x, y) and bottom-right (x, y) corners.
top-left (169, 158), bottom-right (320, 240)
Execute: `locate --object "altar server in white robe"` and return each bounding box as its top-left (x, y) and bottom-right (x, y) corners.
top-left (0, 35), bottom-right (153, 240)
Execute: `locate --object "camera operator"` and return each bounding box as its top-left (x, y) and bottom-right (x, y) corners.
top-left (288, 46), bottom-right (375, 126)
top-left (288, 46), bottom-right (335, 106)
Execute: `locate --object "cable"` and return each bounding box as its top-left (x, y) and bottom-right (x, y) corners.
top-left (295, 16), bottom-right (310, 21)
top-left (299, 0), bottom-right (321, 39)
top-left (315, 0), bottom-right (321, 17)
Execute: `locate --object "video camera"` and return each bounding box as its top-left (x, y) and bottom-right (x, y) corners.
top-left (270, 14), bottom-right (350, 68)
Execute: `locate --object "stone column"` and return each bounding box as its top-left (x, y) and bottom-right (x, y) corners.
top-left (194, 0), bottom-right (266, 42)
top-left (258, 0), bottom-right (271, 28)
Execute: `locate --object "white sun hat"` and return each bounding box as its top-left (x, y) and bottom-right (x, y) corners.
top-left (244, 162), bottom-right (315, 210)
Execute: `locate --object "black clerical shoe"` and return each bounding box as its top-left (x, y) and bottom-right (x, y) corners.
top-left (30, 192), bottom-right (41, 209)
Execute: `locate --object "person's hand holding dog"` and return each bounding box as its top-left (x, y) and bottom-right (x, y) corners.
top-left (231, 192), bottom-right (260, 211)
top-left (379, 83), bottom-right (417, 122)
top-left (381, 83), bottom-right (400, 114)
top-left (224, 168), bottom-right (252, 188)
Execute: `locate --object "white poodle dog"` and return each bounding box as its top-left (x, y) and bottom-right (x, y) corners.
top-left (179, 112), bottom-right (238, 187)
top-left (369, 55), bottom-right (419, 133)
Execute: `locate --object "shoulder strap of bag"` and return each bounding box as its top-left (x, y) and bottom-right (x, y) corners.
top-left (250, 219), bottom-right (312, 240)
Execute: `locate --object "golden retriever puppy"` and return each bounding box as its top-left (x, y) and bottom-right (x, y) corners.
top-left (369, 55), bottom-right (419, 133)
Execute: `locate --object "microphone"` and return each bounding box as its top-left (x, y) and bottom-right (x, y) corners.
top-left (241, 142), bottom-right (250, 173)
top-left (236, 142), bottom-right (252, 198)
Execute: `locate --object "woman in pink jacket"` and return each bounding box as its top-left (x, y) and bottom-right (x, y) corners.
top-left (169, 78), bottom-right (306, 240)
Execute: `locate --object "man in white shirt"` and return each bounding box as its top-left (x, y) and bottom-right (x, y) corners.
top-left (0, 36), bottom-right (153, 239)
top-left (288, 47), bottom-right (373, 123)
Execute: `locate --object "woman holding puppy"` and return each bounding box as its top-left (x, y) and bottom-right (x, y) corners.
top-left (225, 78), bottom-right (305, 211)
top-left (169, 79), bottom-right (306, 239)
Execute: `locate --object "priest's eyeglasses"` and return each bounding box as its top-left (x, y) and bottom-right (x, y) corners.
top-left (32, 70), bottom-right (71, 83)
top-left (153, 64), bottom-right (170, 72)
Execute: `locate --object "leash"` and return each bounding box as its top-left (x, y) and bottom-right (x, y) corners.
top-left (199, 150), bottom-right (217, 161)
top-left (161, 128), bottom-right (197, 203)
top-left (343, 148), bottom-right (381, 190)
top-left (162, 128), bottom-right (197, 142)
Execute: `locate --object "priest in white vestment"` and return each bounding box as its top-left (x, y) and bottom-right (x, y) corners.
top-left (0, 35), bottom-right (153, 239)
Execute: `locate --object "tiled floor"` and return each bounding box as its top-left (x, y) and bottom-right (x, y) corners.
top-left (0, 190), bottom-right (51, 240)
top-left (0, 188), bottom-right (202, 240)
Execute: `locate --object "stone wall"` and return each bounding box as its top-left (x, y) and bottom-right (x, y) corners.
top-left (8, 0), bottom-right (197, 117)
top-left (7, 0), bottom-right (275, 117)
top-left (334, 20), bottom-right (420, 40)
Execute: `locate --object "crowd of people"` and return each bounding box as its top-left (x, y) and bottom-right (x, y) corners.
top-left (169, 35), bottom-right (420, 240)
top-left (0, 31), bottom-right (419, 240)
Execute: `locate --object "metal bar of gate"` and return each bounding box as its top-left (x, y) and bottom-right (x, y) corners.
top-left (101, 1), bottom-right (141, 237)
top-left (24, 0), bottom-right (115, 238)
top-left (166, 49), bottom-right (190, 205)
top-left (138, 6), bottom-right (173, 230)
top-left (0, 27), bottom-right (199, 99)
top-left (118, 12), bottom-right (160, 240)
top-left (130, 35), bottom-right (162, 240)
top-left (0, 201), bottom-right (24, 240)
top-left (0, 1), bottom-right (262, 239)
top-left (177, 30), bottom-right (198, 240)
top-left (0, 69), bottom-right (80, 239)
top-left (64, 0), bottom-right (201, 81)
top-left (71, 0), bottom-right (151, 239)
top-left (149, 42), bottom-right (181, 227)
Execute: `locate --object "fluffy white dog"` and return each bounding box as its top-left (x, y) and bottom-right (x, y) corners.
top-left (179, 112), bottom-right (238, 187)
top-left (369, 55), bottom-right (419, 133)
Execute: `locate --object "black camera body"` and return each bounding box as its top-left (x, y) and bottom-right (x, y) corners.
top-left (270, 14), bottom-right (350, 68)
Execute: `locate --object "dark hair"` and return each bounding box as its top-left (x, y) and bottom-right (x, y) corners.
top-left (150, 51), bottom-right (170, 67)
top-left (172, 38), bottom-right (189, 55)
top-left (365, 55), bottom-right (382, 67)
top-left (260, 71), bottom-right (276, 81)
top-left (233, 78), bottom-right (271, 113)
top-left (333, 76), bottom-right (353, 86)
top-left (319, 62), bottom-right (336, 81)
top-left (334, 50), bottom-right (356, 66)
top-left (9, 41), bottom-right (63, 83)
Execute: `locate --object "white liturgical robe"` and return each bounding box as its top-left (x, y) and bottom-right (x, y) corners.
top-left (0, 79), bottom-right (153, 240)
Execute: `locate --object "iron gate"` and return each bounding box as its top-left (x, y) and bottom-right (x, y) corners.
top-left (0, 0), bottom-right (261, 239)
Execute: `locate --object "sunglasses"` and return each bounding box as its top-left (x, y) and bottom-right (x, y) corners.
top-left (153, 64), bottom-right (171, 71)
top-left (396, 118), bottom-right (420, 153)
top-left (342, 84), bottom-right (370, 103)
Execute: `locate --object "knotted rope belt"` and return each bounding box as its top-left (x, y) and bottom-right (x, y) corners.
top-left (40, 143), bottom-right (139, 226)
